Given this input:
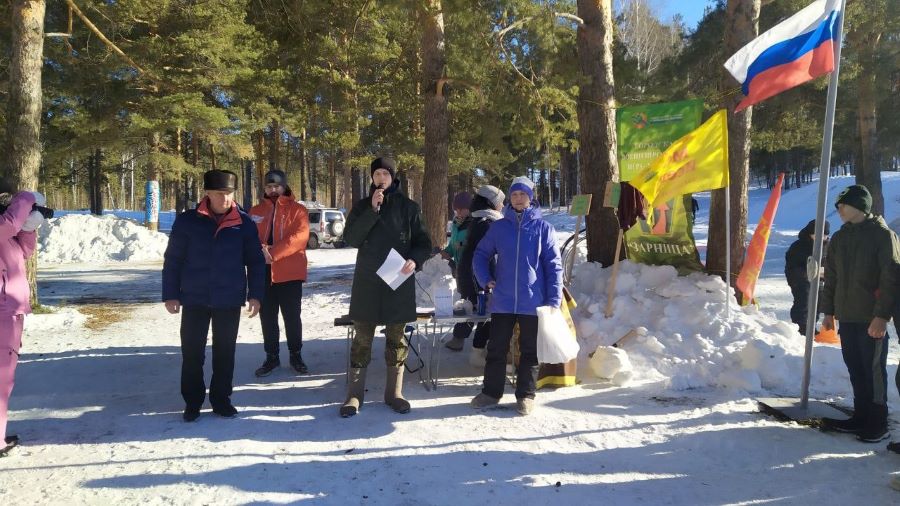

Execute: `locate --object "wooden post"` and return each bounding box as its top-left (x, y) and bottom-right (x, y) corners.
top-left (601, 181), bottom-right (622, 318)
top-left (604, 227), bottom-right (624, 318)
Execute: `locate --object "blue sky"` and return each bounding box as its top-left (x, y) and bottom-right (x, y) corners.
top-left (659, 0), bottom-right (717, 29)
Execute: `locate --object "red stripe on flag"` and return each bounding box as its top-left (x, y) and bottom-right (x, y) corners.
top-left (736, 40), bottom-right (835, 112)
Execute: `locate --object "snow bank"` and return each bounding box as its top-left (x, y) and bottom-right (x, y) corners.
top-left (37, 214), bottom-right (169, 264)
top-left (570, 260), bottom-right (849, 395)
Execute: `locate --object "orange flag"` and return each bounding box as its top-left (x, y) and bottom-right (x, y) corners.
top-left (737, 173), bottom-right (784, 305)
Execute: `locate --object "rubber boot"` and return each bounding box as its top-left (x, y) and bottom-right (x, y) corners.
top-left (384, 365), bottom-right (411, 414)
top-left (340, 367), bottom-right (367, 418)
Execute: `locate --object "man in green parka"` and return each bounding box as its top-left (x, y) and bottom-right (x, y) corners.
top-left (340, 157), bottom-right (432, 417)
top-left (820, 184), bottom-right (900, 443)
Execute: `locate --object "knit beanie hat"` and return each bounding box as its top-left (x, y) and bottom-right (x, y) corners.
top-left (203, 169), bottom-right (237, 191)
top-left (264, 169), bottom-right (287, 186)
top-left (452, 191), bottom-right (472, 210)
top-left (475, 185), bottom-right (505, 209)
top-left (835, 184), bottom-right (872, 214)
top-left (509, 176), bottom-right (535, 201)
top-left (370, 157), bottom-right (396, 178)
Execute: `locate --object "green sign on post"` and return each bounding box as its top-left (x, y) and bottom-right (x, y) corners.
top-left (569, 194), bottom-right (592, 216)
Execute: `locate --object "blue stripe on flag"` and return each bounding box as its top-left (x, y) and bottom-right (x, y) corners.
top-left (742, 10), bottom-right (840, 95)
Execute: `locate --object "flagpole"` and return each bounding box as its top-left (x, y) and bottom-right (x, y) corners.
top-left (726, 181), bottom-right (731, 317)
top-left (801, 0), bottom-right (846, 410)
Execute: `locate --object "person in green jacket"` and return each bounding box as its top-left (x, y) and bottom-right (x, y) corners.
top-left (441, 191), bottom-right (472, 271)
top-left (340, 157), bottom-right (432, 418)
top-left (442, 191), bottom-right (473, 351)
top-left (819, 184), bottom-right (900, 443)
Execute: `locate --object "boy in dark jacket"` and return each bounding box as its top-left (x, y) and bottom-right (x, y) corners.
top-left (819, 184), bottom-right (900, 442)
top-left (340, 157), bottom-right (431, 417)
top-left (446, 185), bottom-right (505, 351)
top-left (163, 170), bottom-right (266, 422)
top-left (784, 219), bottom-right (830, 335)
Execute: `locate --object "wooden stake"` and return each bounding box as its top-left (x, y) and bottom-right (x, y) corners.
top-left (604, 227), bottom-right (624, 318)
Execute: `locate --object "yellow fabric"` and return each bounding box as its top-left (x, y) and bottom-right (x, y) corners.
top-left (537, 288), bottom-right (580, 389)
top-left (630, 109), bottom-right (730, 207)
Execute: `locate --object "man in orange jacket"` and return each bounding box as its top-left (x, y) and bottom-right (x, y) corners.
top-left (249, 170), bottom-right (310, 376)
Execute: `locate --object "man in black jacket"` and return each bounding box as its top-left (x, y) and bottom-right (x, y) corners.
top-left (784, 219), bottom-right (830, 335)
top-left (340, 157), bottom-right (431, 417)
top-left (445, 184), bottom-right (505, 351)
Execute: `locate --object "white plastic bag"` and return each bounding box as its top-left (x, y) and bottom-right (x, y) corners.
top-left (536, 306), bottom-right (580, 363)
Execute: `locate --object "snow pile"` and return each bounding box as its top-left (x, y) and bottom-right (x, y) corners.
top-left (415, 256), bottom-right (457, 308)
top-left (570, 260), bottom-right (849, 394)
top-left (37, 214), bottom-right (170, 264)
top-left (588, 345), bottom-right (634, 386)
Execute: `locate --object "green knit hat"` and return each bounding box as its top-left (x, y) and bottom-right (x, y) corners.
top-left (835, 184), bottom-right (872, 214)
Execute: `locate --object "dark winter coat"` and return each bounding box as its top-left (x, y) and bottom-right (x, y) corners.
top-left (473, 204), bottom-right (563, 315)
top-left (784, 220), bottom-right (828, 289)
top-left (162, 199), bottom-right (266, 308)
top-left (820, 215), bottom-right (900, 322)
top-left (457, 207), bottom-right (503, 301)
top-left (345, 182), bottom-right (432, 324)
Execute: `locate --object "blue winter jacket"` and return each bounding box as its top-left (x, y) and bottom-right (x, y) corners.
top-left (162, 202), bottom-right (266, 308)
top-left (473, 204), bottom-right (563, 315)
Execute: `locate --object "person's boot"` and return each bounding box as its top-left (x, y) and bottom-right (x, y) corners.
top-left (384, 365), bottom-right (411, 414)
top-left (183, 406), bottom-right (201, 422)
top-left (822, 400), bottom-right (867, 433)
top-left (254, 354), bottom-right (280, 377)
top-left (0, 435), bottom-right (19, 457)
top-left (289, 352), bottom-right (309, 374)
top-left (340, 367), bottom-right (367, 418)
top-left (857, 403), bottom-right (890, 443)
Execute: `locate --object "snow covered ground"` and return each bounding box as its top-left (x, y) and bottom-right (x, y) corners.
top-left (3, 174), bottom-right (900, 504)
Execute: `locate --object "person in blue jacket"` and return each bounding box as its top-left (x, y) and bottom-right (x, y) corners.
top-left (470, 176), bottom-right (563, 415)
top-left (162, 169), bottom-right (266, 422)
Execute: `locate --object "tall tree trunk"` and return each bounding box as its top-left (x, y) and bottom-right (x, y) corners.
top-left (88, 149), bottom-right (104, 215)
top-left (299, 128), bottom-right (308, 201)
top-left (576, 0), bottom-right (619, 266)
top-left (5, 0), bottom-right (44, 190)
top-left (339, 148), bottom-right (352, 211)
top-left (174, 128), bottom-right (185, 212)
top-left (310, 147), bottom-right (318, 202)
top-left (209, 142), bottom-right (217, 171)
top-left (420, 0), bottom-right (450, 248)
top-left (268, 119), bottom-right (281, 170)
top-left (329, 149), bottom-right (337, 208)
top-left (6, 1), bottom-right (45, 307)
top-left (251, 130), bottom-right (266, 200)
top-left (850, 25), bottom-right (884, 215)
top-left (708, 0), bottom-right (760, 293)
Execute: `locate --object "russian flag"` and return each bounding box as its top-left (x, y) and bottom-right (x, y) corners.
top-left (725, 0), bottom-right (841, 112)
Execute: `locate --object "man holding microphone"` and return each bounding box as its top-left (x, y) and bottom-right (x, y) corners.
top-left (340, 157), bottom-right (431, 417)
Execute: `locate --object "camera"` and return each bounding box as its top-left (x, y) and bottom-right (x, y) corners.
top-left (0, 202), bottom-right (54, 219)
top-left (33, 204), bottom-right (54, 219)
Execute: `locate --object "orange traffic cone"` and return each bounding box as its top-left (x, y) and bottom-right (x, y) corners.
top-left (814, 327), bottom-right (840, 346)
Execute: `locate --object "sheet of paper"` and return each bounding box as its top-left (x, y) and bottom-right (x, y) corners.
top-left (376, 248), bottom-right (412, 290)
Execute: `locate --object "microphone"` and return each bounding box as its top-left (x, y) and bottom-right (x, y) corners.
top-left (375, 183), bottom-right (385, 213)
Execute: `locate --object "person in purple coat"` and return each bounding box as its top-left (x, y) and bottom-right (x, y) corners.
top-left (470, 176), bottom-right (563, 415)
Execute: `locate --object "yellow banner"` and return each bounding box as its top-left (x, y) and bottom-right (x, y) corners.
top-left (630, 110), bottom-right (729, 207)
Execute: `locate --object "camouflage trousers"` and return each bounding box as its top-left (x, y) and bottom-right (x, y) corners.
top-left (350, 322), bottom-right (409, 368)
